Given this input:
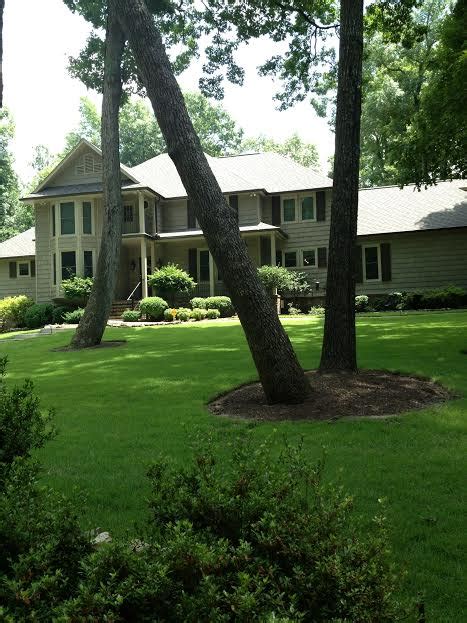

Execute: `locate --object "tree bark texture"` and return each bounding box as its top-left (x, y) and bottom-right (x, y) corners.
top-left (70, 1), bottom-right (124, 348)
top-left (319, 0), bottom-right (363, 372)
top-left (0, 0), bottom-right (4, 108)
top-left (115, 0), bottom-right (309, 404)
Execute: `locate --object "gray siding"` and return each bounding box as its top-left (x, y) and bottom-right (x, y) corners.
top-left (0, 257), bottom-right (36, 299)
top-left (356, 228), bottom-right (467, 295)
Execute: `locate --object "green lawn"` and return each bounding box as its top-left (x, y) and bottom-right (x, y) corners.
top-left (1, 313), bottom-right (466, 621)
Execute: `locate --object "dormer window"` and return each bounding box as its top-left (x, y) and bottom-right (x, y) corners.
top-left (75, 152), bottom-right (103, 176)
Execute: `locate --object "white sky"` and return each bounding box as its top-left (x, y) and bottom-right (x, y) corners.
top-left (4, 0), bottom-right (335, 184)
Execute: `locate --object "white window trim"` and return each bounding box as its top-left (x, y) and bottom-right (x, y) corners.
top-left (300, 248), bottom-right (317, 268)
top-left (198, 248), bottom-right (210, 283)
top-left (15, 260), bottom-right (33, 278)
top-left (82, 199), bottom-right (94, 236)
top-left (363, 244), bottom-right (382, 282)
top-left (59, 249), bottom-right (77, 284)
top-left (281, 192), bottom-right (317, 224)
top-left (59, 201), bottom-right (76, 237)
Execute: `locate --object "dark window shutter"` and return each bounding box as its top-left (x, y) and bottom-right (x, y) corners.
top-left (355, 246), bottom-right (363, 283)
top-left (188, 248), bottom-right (197, 280)
top-left (260, 237), bottom-right (271, 266)
top-left (229, 195), bottom-right (239, 221)
top-left (381, 243), bottom-right (392, 281)
top-left (30, 260), bottom-right (36, 277)
top-left (187, 199), bottom-right (196, 229)
top-left (317, 247), bottom-right (327, 268)
top-left (9, 261), bottom-right (17, 278)
top-left (271, 196), bottom-right (281, 225)
top-left (316, 191), bottom-right (326, 221)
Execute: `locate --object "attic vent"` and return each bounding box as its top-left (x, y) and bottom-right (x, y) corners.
top-left (75, 152), bottom-right (102, 176)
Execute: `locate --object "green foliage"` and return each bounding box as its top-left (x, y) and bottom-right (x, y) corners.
top-left (204, 296), bottom-right (235, 317)
top-left (63, 308), bottom-right (85, 324)
top-left (355, 295), bottom-right (370, 312)
top-left (140, 297), bottom-right (169, 320)
top-left (258, 265), bottom-right (295, 293)
top-left (51, 305), bottom-right (69, 324)
top-left (176, 307), bottom-right (191, 322)
top-left (148, 263), bottom-right (196, 304)
top-left (190, 307), bottom-right (208, 321)
top-left (205, 308), bottom-right (221, 320)
top-left (403, 286), bottom-right (467, 310)
top-left (241, 133), bottom-right (319, 167)
top-left (0, 296), bottom-right (34, 330)
top-left (190, 297), bottom-right (207, 309)
top-left (121, 309), bottom-right (141, 322)
top-left (0, 358), bottom-right (55, 478)
top-left (0, 109), bottom-right (24, 242)
top-left (287, 304), bottom-right (302, 315)
top-left (163, 308), bottom-right (177, 322)
top-left (24, 303), bottom-right (54, 329)
top-left (308, 306), bottom-right (325, 316)
top-left (61, 276), bottom-right (94, 300)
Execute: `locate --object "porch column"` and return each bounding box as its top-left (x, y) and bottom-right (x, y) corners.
top-left (140, 238), bottom-right (148, 299)
top-left (76, 200), bottom-right (83, 276)
top-left (138, 191), bottom-right (145, 234)
top-left (209, 252), bottom-right (215, 296)
top-left (270, 232), bottom-right (276, 266)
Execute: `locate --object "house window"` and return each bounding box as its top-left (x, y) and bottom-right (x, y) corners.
top-left (18, 262), bottom-right (30, 277)
top-left (9, 261), bottom-right (17, 278)
top-left (364, 246), bottom-right (380, 281)
top-left (302, 249), bottom-right (316, 267)
top-left (60, 202), bottom-right (75, 235)
top-left (83, 201), bottom-right (92, 234)
top-left (83, 251), bottom-right (93, 278)
top-left (53, 254), bottom-right (57, 285)
top-left (61, 251), bottom-right (76, 280)
top-left (199, 249), bottom-right (210, 282)
top-left (282, 198), bottom-right (296, 222)
top-left (301, 196), bottom-right (315, 221)
top-left (124, 205), bottom-right (134, 222)
top-left (51, 204), bottom-right (56, 237)
top-left (284, 251), bottom-right (297, 268)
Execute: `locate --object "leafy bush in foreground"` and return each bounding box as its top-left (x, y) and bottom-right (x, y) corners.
top-left (355, 294), bottom-right (370, 312)
top-left (0, 295), bottom-right (34, 330)
top-left (190, 307), bottom-right (207, 321)
top-left (63, 308), bottom-right (85, 324)
top-left (121, 309), bottom-right (141, 322)
top-left (24, 303), bottom-right (54, 329)
top-left (205, 308), bottom-right (220, 320)
top-left (148, 263), bottom-right (196, 305)
top-left (140, 296), bottom-right (168, 320)
top-left (205, 296), bottom-right (235, 317)
top-left (61, 276), bottom-right (93, 300)
top-left (163, 308), bottom-right (177, 322)
top-left (176, 307), bottom-right (191, 322)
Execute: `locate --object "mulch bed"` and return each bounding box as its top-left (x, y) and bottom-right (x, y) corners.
top-left (52, 340), bottom-right (127, 352)
top-left (208, 370), bottom-right (453, 421)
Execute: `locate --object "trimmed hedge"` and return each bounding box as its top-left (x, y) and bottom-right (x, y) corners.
top-left (0, 295), bottom-right (34, 330)
top-left (404, 286), bottom-right (467, 310)
top-left (121, 309), bottom-right (141, 322)
top-left (140, 297), bottom-right (168, 321)
top-left (190, 308), bottom-right (208, 321)
top-left (24, 304), bottom-right (54, 329)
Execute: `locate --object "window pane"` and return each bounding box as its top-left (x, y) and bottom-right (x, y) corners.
top-left (365, 247), bottom-right (379, 280)
top-left (124, 205), bottom-right (134, 222)
top-left (61, 251), bottom-right (76, 280)
top-left (53, 254), bottom-right (57, 285)
top-left (302, 250), bottom-right (316, 266)
top-left (9, 262), bottom-right (17, 278)
top-left (52, 205), bottom-right (56, 237)
top-left (60, 202), bottom-right (75, 235)
top-left (19, 262), bottom-right (29, 276)
top-left (301, 196), bottom-right (314, 220)
top-left (283, 199), bottom-right (295, 222)
top-left (284, 251), bottom-right (297, 268)
top-left (83, 202), bottom-right (92, 234)
top-left (83, 251), bottom-right (93, 278)
top-left (199, 250), bottom-right (210, 281)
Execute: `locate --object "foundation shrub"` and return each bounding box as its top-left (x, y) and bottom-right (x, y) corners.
top-left (63, 308), bottom-right (85, 324)
top-left (121, 309), bottom-right (141, 322)
top-left (140, 297), bottom-right (168, 321)
top-left (205, 296), bottom-right (234, 317)
top-left (23, 303), bottom-right (54, 329)
top-left (190, 308), bottom-right (207, 321)
top-left (176, 308), bottom-right (191, 322)
top-left (190, 297), bottom-right (207, 309)
top-left (0, 295), bottom-right (34, 330)
top-left (355, 295), bottom-right (370, 312)
top-left (205, 308), bottom-right (220, 320)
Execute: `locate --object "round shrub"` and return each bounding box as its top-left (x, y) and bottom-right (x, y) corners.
top-left (287, 304), bottom-right (302, 315)
top-left (190, 308), bottom-right (207, 321)
top-left (0, 295), bottom-right (34, 329)
top-left (24, 303), bottom-right (54, 329)
top-left (63, 308), bottom-right (85, 324)
top-left (205, 296), bottom-right (235, 317)
top-left (52, 306), bottom-right (69, 324)
top-left (163, 308), bottom-right (177, 322)
top-left (139, 296), bottom-right (168, 321)
top-left (205, 308), bottom-right (220, 320)
top-left (176, 307), bottom-right (191, 322)
top-left (355, 295), bottom-right (369, 313)
top-left (121, 309), bottom-right (141, 322)
top-left (308, 306), bottom-right (325, 316)
top-left (148, 264), bottom-right (196, 305)
top-left (190, 297), bottom-right (207, 309)
top-left (61, 276), bottom-right (93, 300)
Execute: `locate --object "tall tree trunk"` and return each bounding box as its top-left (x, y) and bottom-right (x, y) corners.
top-left (319, 0), bottom-right (364, 372)
top-left (70, 1), bottom-right (124, 349)
top-left (0, 0), bottom-right (4, 108)
top-left (115, 0), bottom-right (309, 404)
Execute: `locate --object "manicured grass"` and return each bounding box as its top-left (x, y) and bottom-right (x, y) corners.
top-left (1, 313), bottom-right (466, 621)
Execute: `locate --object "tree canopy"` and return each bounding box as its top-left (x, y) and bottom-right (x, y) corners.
top-left (241, 133), bottom-right (319, 168)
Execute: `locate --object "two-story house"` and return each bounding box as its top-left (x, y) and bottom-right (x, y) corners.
top-left (1, 138), bottom-right (466, 306)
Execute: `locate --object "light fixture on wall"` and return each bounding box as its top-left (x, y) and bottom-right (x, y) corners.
top-left (315, 281), bottom-right (320, 291)
top-left (130, 260), bottom-right (136, 272)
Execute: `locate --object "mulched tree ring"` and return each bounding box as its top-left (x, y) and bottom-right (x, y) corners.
top-left (208, 370), bottom-right (453, 421)
top-left (51, 340), bottom-right (127, 352)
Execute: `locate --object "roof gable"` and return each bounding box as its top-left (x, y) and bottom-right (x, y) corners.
top-left (0, 227), bottom-right (35, 259)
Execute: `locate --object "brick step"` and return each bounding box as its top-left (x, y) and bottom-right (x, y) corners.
top-left (109, 300), bottom-right (138, 319)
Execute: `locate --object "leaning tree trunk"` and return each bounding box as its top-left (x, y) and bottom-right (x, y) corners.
top-left (319, 0), bottom-right (364, 372)
top-left (70, 1), bottom-right (124, 348)
top-left (0, 0), bottom-right (4, 108)
top-left (115, 0), bottom-right (309, 404)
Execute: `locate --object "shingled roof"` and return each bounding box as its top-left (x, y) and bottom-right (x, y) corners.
top-left (357, 179), bottom-right (467, 236)
top-left (0, 227), bottom-right (35, 259)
